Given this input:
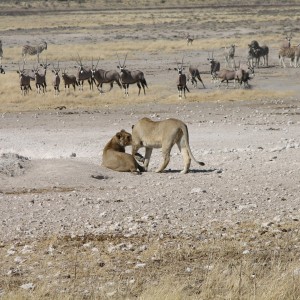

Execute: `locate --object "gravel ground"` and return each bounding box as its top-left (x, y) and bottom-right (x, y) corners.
top-left (1, 99), bottom-right (300, 243)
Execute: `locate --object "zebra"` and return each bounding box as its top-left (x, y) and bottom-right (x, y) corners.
top-left (279, 44), bottom-right (300, 68)
top-left (0, 40), bottom-right (3, 65)
top-left (224, 44), bottom-right (236, 69)
top-left (22, 41), bottom-right (47, 63)
top-left (281, 33), bottom-right (292, 49)
top-left (248, 41), bottom-right (269, 68)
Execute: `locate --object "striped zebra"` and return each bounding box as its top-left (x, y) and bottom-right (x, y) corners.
top-left (279, 44), bottom-right (300, 68)
top-left (0, 40), bottom-right (3, 65)
top-left (22, 41), bottom-right (47, 63)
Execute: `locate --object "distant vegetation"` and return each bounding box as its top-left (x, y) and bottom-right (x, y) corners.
top-left (0, 0), bottom-right (299, 11)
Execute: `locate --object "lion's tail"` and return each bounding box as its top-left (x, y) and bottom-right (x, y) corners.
top-left (180, 123), bottom-right (205, 166)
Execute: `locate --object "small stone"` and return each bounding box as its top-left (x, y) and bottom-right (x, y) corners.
top-left (20, 283), bottom-right (35, 290)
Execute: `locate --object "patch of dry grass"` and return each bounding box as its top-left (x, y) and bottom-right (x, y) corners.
top-left (1, 222), bottom-right (300, 299)
top-left (0, 71), bottom-right (294, 113)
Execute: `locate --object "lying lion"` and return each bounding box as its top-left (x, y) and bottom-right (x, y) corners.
top-left (131, 117), bottom-right (205, 174)
top-left (102, 129), bottom-right (144, 174)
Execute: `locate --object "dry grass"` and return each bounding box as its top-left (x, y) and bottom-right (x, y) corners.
top-left (0, 71), bottom-right (294, 113)
top-left (1, 222), bottom-right (300, 299)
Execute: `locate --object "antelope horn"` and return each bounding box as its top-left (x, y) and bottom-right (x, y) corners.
top-left (181, 56), bottom-right (184, 68)
top-left (116, 53), bottom-right (121, 67)
top-left (96, 57), bottom-right (100, 69)
top-left (123, 53), bottom-right (128, 67)
top-left (77, 53), bottom-right (82, 66)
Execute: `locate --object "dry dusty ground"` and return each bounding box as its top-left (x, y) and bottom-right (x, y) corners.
top-left (0, 99), bottom-right (299, 241)
top-left (0, 2), bottom-right (300, 299)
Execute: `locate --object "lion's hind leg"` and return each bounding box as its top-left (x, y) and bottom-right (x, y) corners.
top-left (177, 141), bottom-right (191, 174)
top-left (155, 147), bottom-right (171, 173)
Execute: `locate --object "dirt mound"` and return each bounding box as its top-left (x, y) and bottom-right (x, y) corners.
top-left (0, 153), bottom-right (31, 177)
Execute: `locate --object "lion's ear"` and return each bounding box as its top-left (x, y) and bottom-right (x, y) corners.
top-left (116, 132), bottom-right (121, 138)
top-left (132, 125), bottom-right (134, 129)
top-left (120, 129), bottom-right (125, 132)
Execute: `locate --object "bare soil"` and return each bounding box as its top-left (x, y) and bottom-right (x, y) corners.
top-left (1, 98), bottom-right (300, 241)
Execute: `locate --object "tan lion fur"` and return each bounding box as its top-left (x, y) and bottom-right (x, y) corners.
top-left (131, 117), bottom-right (205, 174)
top-left (102, 129), bottom-right (144, 173)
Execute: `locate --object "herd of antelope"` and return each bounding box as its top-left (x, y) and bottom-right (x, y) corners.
top-left (0, 34), bottom-right (299, 98)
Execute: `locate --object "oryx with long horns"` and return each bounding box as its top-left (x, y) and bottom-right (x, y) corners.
top-left (17, 63), bottom-right (32, 96)
top-left (174, 57), bottom-right (189, 99)
top-left (52, 62), bottom-right (61, 97)
top-left (75, 54), bottom-right (94, 91)
top-left (117, 53), bottom-right (148, 96)
top-left (91, 58), bottom-right (122, 94)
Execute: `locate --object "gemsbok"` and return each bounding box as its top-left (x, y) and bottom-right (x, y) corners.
top-left (0, 40), bottom-right (3, 65)
top-left (17, 64), bottom-right (32, 96)
top-left (175, 57), bottom-right (189, 99)
top-left (0, 65), bottom-right (5, 74)
top-left (91, 59), bottom-right (122, 94)
top-left (216, 63), bottom-right (254, 89)
top-left (62, 69), bottom-right (78, 92)
top-left (52, 63), bottom-right (60, 97)
top-left (22, 41), bottom-right (47, 63)
top-left (33, 61), bottom-right (50, 94)
top-left (75, 55), bottom-right (94, 91)
top-left (117, 53), bottom-right (148, 96)
top-left (207, 52), bottom-right (220, 82)
top-left (187, 66), bottom-right (205, 88)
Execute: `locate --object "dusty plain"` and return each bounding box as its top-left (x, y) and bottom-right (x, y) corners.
top-left (0, 1), bottom-right (300, 299)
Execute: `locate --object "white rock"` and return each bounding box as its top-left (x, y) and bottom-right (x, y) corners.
top-left (190, 188), bottom-right (203, 194)
top-left (20, 245), bottom-right (33, 254)
top-left (20, 283), bottom-right (35, 290)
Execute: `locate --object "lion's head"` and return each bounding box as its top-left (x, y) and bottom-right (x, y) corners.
top-left (116, 129), bottom-right (132, 147)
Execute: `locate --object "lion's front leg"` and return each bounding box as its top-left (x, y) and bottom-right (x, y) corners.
top-left (144, 147), bottom-right (153, 171)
